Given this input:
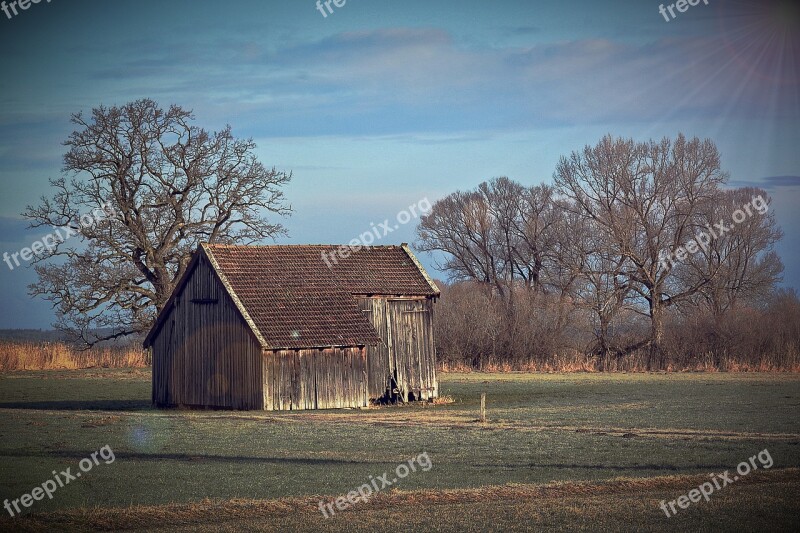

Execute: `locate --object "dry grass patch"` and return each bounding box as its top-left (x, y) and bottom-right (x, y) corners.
top-left (430, 395), bottom-right (456, 405)
top-left (0, 342), bottom-right (149, 371)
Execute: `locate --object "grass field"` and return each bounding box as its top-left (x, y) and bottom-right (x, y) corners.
top-left (0, 370), bottom-right (798, 531)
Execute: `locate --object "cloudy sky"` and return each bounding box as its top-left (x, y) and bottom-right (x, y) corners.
top-left (0, 0), bottom-right (798, 328)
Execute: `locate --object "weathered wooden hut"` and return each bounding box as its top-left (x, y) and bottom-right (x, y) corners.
top-left (144, 243), bottom-right (440, 410)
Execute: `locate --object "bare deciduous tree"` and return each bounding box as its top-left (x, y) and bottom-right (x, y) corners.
top-left (416, 188), bottom-right (500, 294)
top-left (554, 134), bottom-right (726, 368)
top-left (23, 99), bottom-right (292, 346)
top-left (556, 210), bottom-right (631, 368)
top-left (416, 135), bottom-right (787, 371)
top-left (417, 177), bottom-right (570, 362)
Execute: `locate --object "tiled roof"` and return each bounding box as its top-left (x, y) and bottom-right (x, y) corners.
top-left (202, 244), bottom-right (437, 349)
top-left (324, 245), bottom-right (439, 297)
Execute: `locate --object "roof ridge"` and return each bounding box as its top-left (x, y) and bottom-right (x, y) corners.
top-left (203, 243), bottom-right (404, 248)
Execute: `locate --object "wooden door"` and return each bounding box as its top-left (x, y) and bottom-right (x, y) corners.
top-left (387, 299), bottom-right (437, 401)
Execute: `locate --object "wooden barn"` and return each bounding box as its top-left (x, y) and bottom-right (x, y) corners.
top-left (144, 243), bottom-right (440, 410)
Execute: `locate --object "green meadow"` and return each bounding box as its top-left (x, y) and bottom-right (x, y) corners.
top-left (0, 370), bottom-right (798, 531)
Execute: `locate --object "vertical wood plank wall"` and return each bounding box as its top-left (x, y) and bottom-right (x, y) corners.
top-left (263, 347), bottom-right (368, 410)
top-left (359, 297), bottom-right (391, 399)
top-left (151, 257), bottom-right (264, 410)
top-left (387, 299), bottom-right (438, 401)
top-left (361, 296), bottom-right (438, 402)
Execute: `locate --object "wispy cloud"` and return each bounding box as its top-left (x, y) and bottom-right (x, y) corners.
top-left (77, 26), bottom-right (797, 134)
top-left (729, 176), bottom-right (800, 191)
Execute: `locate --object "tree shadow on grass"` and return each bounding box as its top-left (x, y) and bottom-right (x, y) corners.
top-left (0, 448), bottom-right (383, 466)
top-left (0, 448), bottom-right (736, 471)
top-left (0, 400), bottom-right (151, 411)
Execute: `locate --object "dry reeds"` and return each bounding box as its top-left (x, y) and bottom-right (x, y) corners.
top-left (0, 341), bottom-right (149, 371)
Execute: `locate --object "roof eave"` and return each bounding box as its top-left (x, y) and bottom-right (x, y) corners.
top-left (400, 243), bottom-right (440, 296)
top-left (201, 243), bottom-right (271, 349)
top-left (264, 342), bottom-right (380, 351)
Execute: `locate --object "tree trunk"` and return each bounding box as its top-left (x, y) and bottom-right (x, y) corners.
top-left (598, 314), bottom-right (610, 372)
top-left (649, 297), bottom-right (665, 370)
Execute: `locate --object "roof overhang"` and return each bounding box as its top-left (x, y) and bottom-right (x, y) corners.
top-left (401, 243), bottom-right (441, 296)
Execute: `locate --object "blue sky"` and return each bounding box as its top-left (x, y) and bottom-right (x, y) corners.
top-left (0, 0), bottom-right (798, 328)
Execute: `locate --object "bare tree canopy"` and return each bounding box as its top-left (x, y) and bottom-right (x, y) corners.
top-left (678, 187), bottom-right (783, 315)
top-left (416, 177), bottom-right (561, 299)
top-left (554, 134), bottom-right (729, 365)
top-left (23, 99), bottom-right (292, 346)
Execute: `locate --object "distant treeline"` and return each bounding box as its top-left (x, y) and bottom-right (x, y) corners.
top-left (0, 329), bottom-right (141, 347)
top-left (0, 329), bottom-right (70, 343)
top-left (420, 135), bottom-right (796, 372)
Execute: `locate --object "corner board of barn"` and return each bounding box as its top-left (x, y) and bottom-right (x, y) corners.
top-left (143, 243), bottom-right (440, 411)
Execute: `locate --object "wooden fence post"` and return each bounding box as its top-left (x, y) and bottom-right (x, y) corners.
top-left (480, 392), bottom-right (487, 422)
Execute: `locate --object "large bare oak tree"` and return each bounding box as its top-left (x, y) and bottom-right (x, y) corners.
top-left (24, 99), bottom-right (292, 346)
